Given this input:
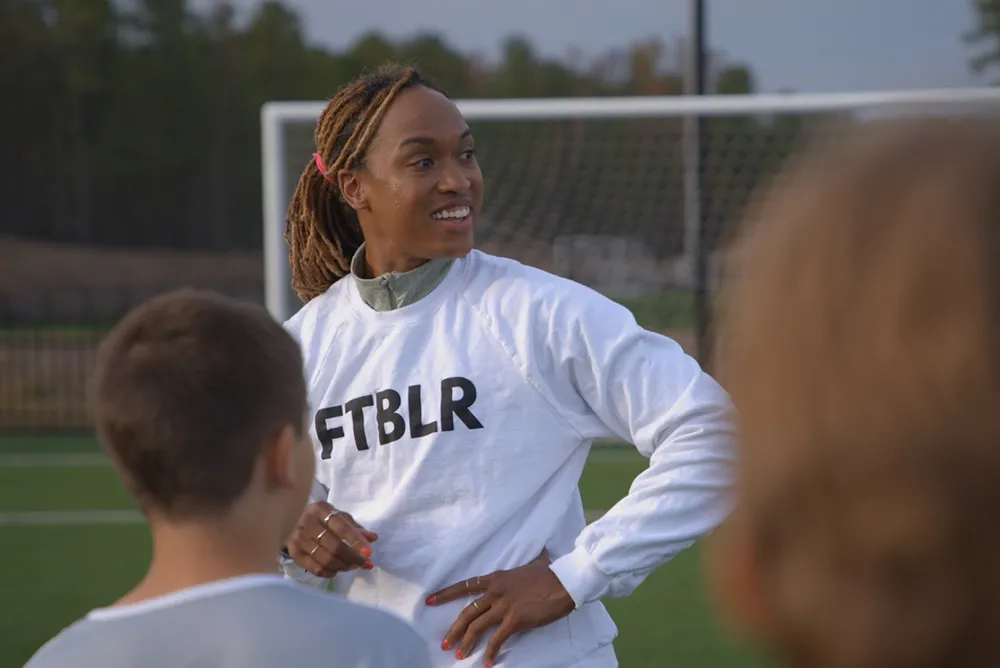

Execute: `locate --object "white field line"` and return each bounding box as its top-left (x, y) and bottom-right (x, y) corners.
top-left (0, 509), bottom-right (144, 526)
top-left (0, 446), bottom-right (642, 471)
top-left (0, 508), bottom-right (609, 527)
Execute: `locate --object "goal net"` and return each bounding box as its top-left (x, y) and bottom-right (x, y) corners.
top-left (261, 88), bottom-right (1000, 350)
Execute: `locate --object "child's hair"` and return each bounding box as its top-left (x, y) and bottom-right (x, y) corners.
top-left (90, 289), bottom-right (307, 519)
top-left (717, 117), bottom-right (1000, 668)
top-left (284, 63), bottom-right (447, 302)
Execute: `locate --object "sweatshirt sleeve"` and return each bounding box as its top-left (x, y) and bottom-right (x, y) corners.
top-left (535, 283), bottom-right (738, 608)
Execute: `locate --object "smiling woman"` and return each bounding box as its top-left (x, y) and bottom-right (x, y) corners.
top-left (286, 66), bottom-right (481, 297)
top-left (278, 62), bottom-right (738, 668)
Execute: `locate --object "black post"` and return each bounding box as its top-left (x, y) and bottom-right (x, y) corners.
top-left (685, 0), bottom-right (710, 369)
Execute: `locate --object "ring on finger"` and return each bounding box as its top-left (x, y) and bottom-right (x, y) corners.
top-left (309, 544), bottom-right (320, 557)
top-left (323, 509), bottom-right (344, 525)
top-left (315, 527), bottom-right (329, 542)
top-left (473, 599), bottom-right (483, 612)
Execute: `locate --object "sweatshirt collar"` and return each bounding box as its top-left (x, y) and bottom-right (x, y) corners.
top-left (350, 243), bottom-right (454, 312)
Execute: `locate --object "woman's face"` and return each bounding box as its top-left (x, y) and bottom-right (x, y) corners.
top-left (338, 85), bottom-right (484, 274)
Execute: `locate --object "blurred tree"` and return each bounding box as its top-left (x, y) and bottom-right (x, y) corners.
top-left (966, 0), bottom-right (1000, 83)
top-left (627, 38), bottom-right (670, 95)
top-left (0, 0), bottom-right (58, 237)
top-left (108, 0), bottom-right (206, 246)
top-left (397, 33), bottom-right (472, 96)
top-left (344, 31), bottom-right (397, 75)
top-left (240, 1), bottom-right (329, 99)
top-left (496, 35), bottom-right (540, 96)
top-left (714, 65), bottom-right (753, 95)
top-left (49, 0), bottom-right (117, 239)
top-left (0, 0), bottom-right (787, 256)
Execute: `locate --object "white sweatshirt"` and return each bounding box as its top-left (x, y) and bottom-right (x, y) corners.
top-left (282, 250), bottom-right (737, 668)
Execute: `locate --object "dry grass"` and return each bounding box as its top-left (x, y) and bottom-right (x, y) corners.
top-left (0, 237), bottom-right (263, 294)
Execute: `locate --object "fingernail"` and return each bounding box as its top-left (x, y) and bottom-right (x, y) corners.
top-left (455, 650), bottom-right (464, 660)
top-left (363, 562), bottom-right (374, 571)
top-left (360, 546), bottom-right (372, 558)
top-left (441, 640), bottom-right (449, 651)
top-left (484, 662), bottom-right (491, 668)
top-left (426, 596), bottom-right (437, 605)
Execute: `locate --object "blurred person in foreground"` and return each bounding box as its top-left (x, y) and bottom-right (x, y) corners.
top-left (708, 117), bottom-right (1000, 668)
top-left (277, 62), bottom-right (738, 668)
top-left (24, 289), bottom-right (431, 668)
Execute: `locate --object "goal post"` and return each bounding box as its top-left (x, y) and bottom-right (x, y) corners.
top-left (261, 87), bottom-right (1000, 332)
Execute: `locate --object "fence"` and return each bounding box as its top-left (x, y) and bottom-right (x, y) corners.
top-left (0, 281), bottom-right (264, 431)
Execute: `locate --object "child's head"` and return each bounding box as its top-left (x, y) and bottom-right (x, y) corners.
top-left (711, 118), bottom-right (1000, 668)
top-left (91, 289), bottom-right (314, 544)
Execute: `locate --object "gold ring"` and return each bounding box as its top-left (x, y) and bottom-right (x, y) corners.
top-left (473, 600), bottom-right (481, 612)
top-left (323, 509), bottom-right (344, 525)
top-left (315, 528), bottom-right (329, 542)
top-left (309, 544), bottom-right (320, 556)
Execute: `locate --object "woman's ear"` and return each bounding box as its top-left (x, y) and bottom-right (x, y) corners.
top-left (337, 169), bottom-right (369, 212)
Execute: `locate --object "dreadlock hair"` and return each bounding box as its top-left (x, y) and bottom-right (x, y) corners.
top-left (284, 63), bottom-right (448, 303)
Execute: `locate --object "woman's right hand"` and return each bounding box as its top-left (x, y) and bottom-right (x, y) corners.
top-left (288, 501), bottom-right (379, 578)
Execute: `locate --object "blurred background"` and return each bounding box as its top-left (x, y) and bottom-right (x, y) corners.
top-left (1, 1), bottom-right (997, 666)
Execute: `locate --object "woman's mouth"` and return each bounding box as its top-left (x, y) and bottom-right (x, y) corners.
top-left (431, 206), bottom-right (472, 228)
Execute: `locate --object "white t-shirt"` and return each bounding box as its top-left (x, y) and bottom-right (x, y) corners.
top-left (25, 574), bottom-right (430, 668)
top-left (283, 250), bottom-right (738, 668)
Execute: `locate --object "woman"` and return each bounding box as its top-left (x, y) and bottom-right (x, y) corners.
top-left (279, 63), bottom-right (737, 668)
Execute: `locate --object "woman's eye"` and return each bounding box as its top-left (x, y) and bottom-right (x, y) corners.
top-left (461, 149), bottom-right (477, 160)
top-left (414, 157), bottom-right (434, 169)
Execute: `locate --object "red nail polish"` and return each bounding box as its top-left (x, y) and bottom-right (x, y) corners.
top-left (426, 596), bottom-right (437, 605)
top-left (363, 562), bottom-right (374, 570)
top-left (455, 650), bottom-right (464, 660)
top-left (441, 640), bottom-right (449, 651)
top-left (484, 662), bottom-right (492, 668)
top-left (360, 546), bottom-right (373, 558)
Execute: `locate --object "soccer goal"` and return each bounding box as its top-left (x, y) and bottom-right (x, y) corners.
top-left (261, 87), bottom-right (1000, 328)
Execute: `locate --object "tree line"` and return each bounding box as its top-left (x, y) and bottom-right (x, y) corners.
top-left (0, 0), bottom-right (989, 255)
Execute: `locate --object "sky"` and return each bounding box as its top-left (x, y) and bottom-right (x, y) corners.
top-left (213, 0), bottom-right (987, 93)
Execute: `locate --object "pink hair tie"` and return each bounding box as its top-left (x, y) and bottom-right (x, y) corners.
top-left (313, 152), bottom-right (336, 183)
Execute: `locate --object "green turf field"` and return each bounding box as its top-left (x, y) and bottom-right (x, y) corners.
top-left (0, 434), bottom-right (763, 668)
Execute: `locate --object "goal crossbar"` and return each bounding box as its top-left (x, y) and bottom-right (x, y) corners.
top-left (263, 87), bottom-right (1000, 124)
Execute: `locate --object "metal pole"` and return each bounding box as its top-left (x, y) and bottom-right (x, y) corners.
top-left (682, 0), bottom-right (709, 367)
top-left (261, 104), bottom-right (290, 322)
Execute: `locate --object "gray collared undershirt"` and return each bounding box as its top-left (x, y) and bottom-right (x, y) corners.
top-left (350, 242), bottom-right (453, 311)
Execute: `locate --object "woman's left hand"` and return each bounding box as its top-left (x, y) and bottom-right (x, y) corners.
top-left (425, 550), bottom-right (576, 666)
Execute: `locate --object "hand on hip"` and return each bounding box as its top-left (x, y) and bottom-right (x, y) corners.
top-left (288, 501), bottom-right (378, 577)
